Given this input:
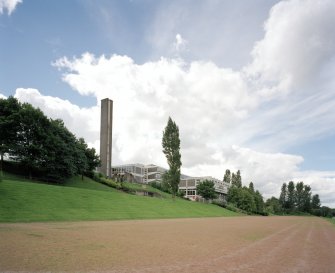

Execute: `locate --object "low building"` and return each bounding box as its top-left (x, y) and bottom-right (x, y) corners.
top-left (112, 163), bottom-right (165, 184)
top-left (112, 163), bottom-right (230, 201)
top-left (179, 176), bottom-right (229, 201)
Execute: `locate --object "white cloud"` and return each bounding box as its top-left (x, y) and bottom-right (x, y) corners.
top-left (0, 0), bottom-right (22, 15)
top-left (173, 33), bottom-right (187, 53)
top-left (245, 0), bottom-right (335, 97)
top-left (0, 93), bottom-right (7, 99)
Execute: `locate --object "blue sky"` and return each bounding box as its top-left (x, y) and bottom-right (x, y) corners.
top-left (1, 0), bottom-right (335, 206)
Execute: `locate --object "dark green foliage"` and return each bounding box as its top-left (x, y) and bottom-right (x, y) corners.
top-left (311, 194), bottom-right (321, 209)
top-left (239, 187), bottom-right (256, 213)
top-left (227, 186), bottom-right (241, 206)
top-left (302, 184), bottom-right (312, 212)
top-left (265, 197), bottom-right (282, 214)
top-left (150, 180), bottom-right (172, 194)
top-left (223, 169), bottom-right (231, 184)
top-left (273, 181), bottom-right (329, 216)
top-left (227, 185), bottom-right (263, 214)
top-left (0, 97), bottom-right (21, 181)
top-left (227, 172), bottom-right (265, 215)
top-left (279, 183), bottom-right (287, 209)
top-left (162, 117), bottom-right (182, 197)
top-left (0, 97), bottom-right (100, 183)
top-left (312, 206), bottom-right (334, 218)
top-left (287, 181), bottom-right (295, 210)
top-left (254, 190), bottom-right (265, 214)
top-left (249, 182), bottom-right (255, 193)
top-left (295, 181), bottom-right (304, 211)
top-left (231, 170), bottom-right (242, 188)
top-left (8, 103), bottom-right (50, 179)
top-left (196, 180), bottom-right (217, 200)
top-left (75, 138), bottom-right (100, 179)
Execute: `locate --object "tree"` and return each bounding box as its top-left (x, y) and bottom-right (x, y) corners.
top-left (41, 119), bottom-right (78, 181)
top-left (0, 97), bottom-right (21, 181)
top-left (84, 147), bottom-right (100, 178)
top-left (0, 98), bottom-right (99, 183)
top-left (302, 184), bottom-right (312, 212)
top-left (162, 117), bottom-right (182, 197)
top-left (231, 170), bottom-right (242, 188)
top-left (311, 194), bottom-right (321, 209)
top-left (265, 197), bottom-right (282, 214)
top-left (279, 183), bottom-right (287, 209)
top-left (287, 181), bottom-right (295, 211)
top-left (223, 169), bottom-right (231, 184)
top-left (231, 173), bottom-right (236, 186)
top-left (236, 170), bottom-right (242, 188)
top-left (254, 190), bottom-right (265, 214)
top-left (196, 180), bottom-right (217, 201)
top-left (227, 186), bottom-right (241, 207)
top-left (75, 138), bottom-right (89, 180)
top-left (239, 187), bottom-right (256, 213)
top-left (248, 182), bottom-right (255, 193)
top-left (295, 181), bottom-right (304, 211)
top-left (14, 103), bottom-right (50, 179)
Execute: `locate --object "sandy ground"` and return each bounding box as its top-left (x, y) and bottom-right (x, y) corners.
top-left (0, 216), bottom-right (335, 273)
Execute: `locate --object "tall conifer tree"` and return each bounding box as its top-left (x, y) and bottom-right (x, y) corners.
top-left (162, 117), bottom-right (182, 197)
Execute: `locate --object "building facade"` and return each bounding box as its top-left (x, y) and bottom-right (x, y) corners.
top-left (112, 163), bottom-right (230, 200)
top-left (178, 176), bottom-right (229, 201)
top-left (112, 163), bottom-right (165, 184)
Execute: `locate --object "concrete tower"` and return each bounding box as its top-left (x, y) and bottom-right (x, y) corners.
top-left (100, 98), bottom-right (113, 177)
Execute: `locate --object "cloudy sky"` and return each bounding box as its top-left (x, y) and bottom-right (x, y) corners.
top-left (1, 0), bottom-right (335, 206)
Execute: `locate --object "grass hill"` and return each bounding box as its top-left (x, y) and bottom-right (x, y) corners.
top-left (0, 172), bottom-right (240, 222)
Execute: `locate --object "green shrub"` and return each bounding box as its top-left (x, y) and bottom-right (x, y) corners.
top-left (149, 180), bottom-right (171, 194)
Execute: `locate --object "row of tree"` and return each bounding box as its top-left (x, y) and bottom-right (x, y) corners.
top-left (0, 97), bottom-right (100, 182)
top-left (224, 169), bottom-right (266, 214)
top-left (266, 181), bottom-right (334, 217)
top-left (279, 181), bottom-right (317, 213)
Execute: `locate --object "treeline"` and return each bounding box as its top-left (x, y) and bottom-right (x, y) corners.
top-left (266, 181), bottom-right (334, 217)
top-left (0, 97), bottom-right (100, 182)
top-left (224, 169), bottom-right (266, 215)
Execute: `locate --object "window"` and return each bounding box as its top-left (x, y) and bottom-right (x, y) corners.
top-left (187, 190), bottom-right (196, 196)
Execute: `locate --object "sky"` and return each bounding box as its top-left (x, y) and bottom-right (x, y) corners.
top-left (1, 0), bottom-right (335, 207)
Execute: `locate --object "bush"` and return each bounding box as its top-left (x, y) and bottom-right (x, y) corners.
top-left (120, 183), bottom-right (136, 194)
top-left (92, 173), bottom-right (122, 190)
top-left (225, 203), bottom-right (248, 214)
top-left (149, 181), bottom-right (171, 194)
top-left (212, 199), bottom-right (227, 208)
top-left (177, 190), bottom-right (185, 198)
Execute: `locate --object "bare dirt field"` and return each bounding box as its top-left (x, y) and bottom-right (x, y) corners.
top-left (1, 216), bottom-right (335, 273)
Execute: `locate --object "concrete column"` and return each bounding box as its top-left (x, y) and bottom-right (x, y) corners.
top-left (100, 98), bottom-right (113, 177)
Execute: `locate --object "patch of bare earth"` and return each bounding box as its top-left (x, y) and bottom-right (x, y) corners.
top-left (1, 216), bottom-right (335, 272)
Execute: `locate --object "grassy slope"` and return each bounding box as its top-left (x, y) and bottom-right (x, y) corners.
top-left (328, 218), bottom-right (335, 226)
top-left (0, 176), bottom-right (239, 222)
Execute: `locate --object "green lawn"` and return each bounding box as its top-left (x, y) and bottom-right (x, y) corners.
top-left (65, 175), bottom-right (118, 192)
top-left (328, 217), bottom-right (335, 226)
top-left (0, 177), bottom-right (240, 222)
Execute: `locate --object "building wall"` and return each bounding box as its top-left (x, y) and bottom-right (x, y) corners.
top-left (100, 98), bottom-right (113, 177)
top-left (179, 176), bottom-right (229, 201)
top-left (112, 163), bottom-right (164, 184)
